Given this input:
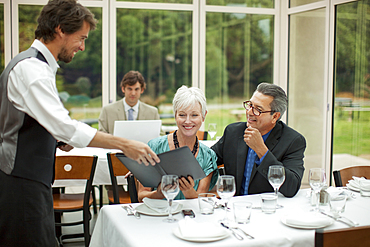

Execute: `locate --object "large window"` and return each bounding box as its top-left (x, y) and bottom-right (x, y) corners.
top-left (18, 5), bottom-right (102, 123)
top-left (116, 9), bottom-right (192, 108)
top-left (205, 12), bottom-right (274, 135)
top-left (332, 0), bottom-right (370, 173)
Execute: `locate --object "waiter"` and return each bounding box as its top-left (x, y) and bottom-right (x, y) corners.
top-left (0, 0), bottom-right (159, 246)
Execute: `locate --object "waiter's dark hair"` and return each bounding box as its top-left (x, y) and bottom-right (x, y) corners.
top-left (255, 82), bottom-right (288, 120)
top-left (35, 0), bottom-right (97, 43)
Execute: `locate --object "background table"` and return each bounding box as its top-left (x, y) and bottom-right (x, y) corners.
top-left (89, 188), bottom-right (370, 247)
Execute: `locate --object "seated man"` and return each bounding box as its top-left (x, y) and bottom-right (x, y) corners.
top-left (99, 70), bottom-right (160, 134)
top-left (211, 82), bottom-right (306, 198)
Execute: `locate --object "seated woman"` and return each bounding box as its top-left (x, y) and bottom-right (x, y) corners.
top-left (137, 85), bottom-right (219, 201)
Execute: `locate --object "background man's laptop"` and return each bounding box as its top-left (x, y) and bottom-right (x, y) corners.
top-left (113, 120), bottom-right (162, 144)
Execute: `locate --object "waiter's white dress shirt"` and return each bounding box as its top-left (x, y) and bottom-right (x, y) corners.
top-left (7, 39), bottom-right (96, 148)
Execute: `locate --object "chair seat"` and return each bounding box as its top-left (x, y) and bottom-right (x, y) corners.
top-left (53, 193), bottom-right (93, 210)
top-left (107, 189), bottom-right (131, 204)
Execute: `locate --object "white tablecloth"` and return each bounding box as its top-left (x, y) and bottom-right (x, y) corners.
top-left (89, 189), bottom-right (370, 247)
top-left (55, 147), bottom-right (124, 187)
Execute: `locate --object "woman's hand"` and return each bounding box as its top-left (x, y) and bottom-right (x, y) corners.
top-left (179, 176), bottom-right (196, 198)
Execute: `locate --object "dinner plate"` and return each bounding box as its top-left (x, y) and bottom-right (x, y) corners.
top-left (173, 227), bottom-right (230, 242)
top-left (281, 215), bottom-right (334, 229)
top-left (346, 183), bottom-right (360, 192)
top-left (135, 203), bottom-right (183, 216)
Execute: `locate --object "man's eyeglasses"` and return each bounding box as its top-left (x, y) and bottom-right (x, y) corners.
top-left (243, 101), bottom-right (274, 116)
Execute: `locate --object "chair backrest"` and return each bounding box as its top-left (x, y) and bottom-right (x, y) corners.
top-left (169, 130), bottom-right (208, 140)
top-left (107, 153), bottom-right (138, 203)
top-left (54, 155), bottom-right (98, 208)
top-left (315, 225), bottom-right (370, 247)
top-left (55, 155), bottom-right (98, 180)
top-left (333, 166), bottom-right (370, 187)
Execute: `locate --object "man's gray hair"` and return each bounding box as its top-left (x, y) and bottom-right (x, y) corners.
top-left (255, 82), bottom-right (287, 120)
top-left (173, 85), bottom-right (207, 119)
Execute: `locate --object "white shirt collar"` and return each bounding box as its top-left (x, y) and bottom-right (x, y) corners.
top-left (123, 98), bottom-right (140, 112)
top-left (31, 39), bottom-right (60, 74)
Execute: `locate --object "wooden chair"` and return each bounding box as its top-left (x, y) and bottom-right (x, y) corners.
top-left (315, 225), bottom-right (370, 247)
top-left (106, 153), bottom-right (139, 204)
top-left (53, 155), bottom-right (98, 247)
top-left (168, 130), bottom-right (208, 140)
top-left (333, 166), bottom-right (370, 187)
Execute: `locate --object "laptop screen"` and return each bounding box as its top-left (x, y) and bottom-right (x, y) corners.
top-left (113, 120), bottom-right (162, 144)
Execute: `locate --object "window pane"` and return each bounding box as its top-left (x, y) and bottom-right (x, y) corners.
top-left (333, 1), bottom-right (370, 173)
top-left (117, 0), bottom-right (192, 3)
top-left (0, 4), bottom-right (4, 72)
top-left (290, 0), bottom-right (323, 8)
top-left (205, 12), bottom-right (274, 135)
top-left (206, 0), bottom-right (274, 8)
top-left (18, 6), bottom-right (102, 127)
top-left (116, 9), bottom-right (192, 120)
top-left (288, 8), bottom-right (326, 185)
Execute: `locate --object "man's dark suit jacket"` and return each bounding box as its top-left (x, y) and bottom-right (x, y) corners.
top-left (211, 121), bottom-right (306, 198)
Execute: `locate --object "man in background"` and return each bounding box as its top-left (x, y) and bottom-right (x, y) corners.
top-left (99, 70), bottom-right (160, 134)
top-left (211, 83), bottom-right (306, 198)
top-left (0, 1), bottom-right (158, 246)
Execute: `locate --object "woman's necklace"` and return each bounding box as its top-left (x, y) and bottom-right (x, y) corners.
top-left (173, 130), bottom-right (198, 156)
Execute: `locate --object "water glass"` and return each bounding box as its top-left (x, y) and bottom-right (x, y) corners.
top-left (329, 194), bottom-right (347, 217)
top-left (260, 193), bottom-right (277, 214)
top-left (359, 179), bottom-right (370, 197)
top-left (198, 193), bottom-right (216, 215)
top-left (233, 202), bottom-right (252, 224)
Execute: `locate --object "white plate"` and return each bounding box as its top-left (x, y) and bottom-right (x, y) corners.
top-left (135, 203), bottom-right (183, 216)
top-left (281, 215), bottom-right (334, 229)
top-left (173, 227), bottom-right (230, 242)
top-left (346, 183), bottom-right (360, 192)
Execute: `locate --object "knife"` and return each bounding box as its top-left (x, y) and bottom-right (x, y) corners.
top-left (220, 223), bottom-right (243, 240)
top-left (320, 211), bottom-right (355, 227)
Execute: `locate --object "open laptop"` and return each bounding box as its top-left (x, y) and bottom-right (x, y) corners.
top-left (113, 120), bottom-right (162, 144)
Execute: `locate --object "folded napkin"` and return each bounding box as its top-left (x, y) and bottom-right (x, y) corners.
top-left (285, 212), bottom-right (332, 227)
top-left (178, 217), bottom-right (227, 239)
top-left (349, 176), bottom-right (366, 189)
top-left (143, 198), bottom-right (180, 213)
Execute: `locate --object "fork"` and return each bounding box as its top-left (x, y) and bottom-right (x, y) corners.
top-left (230, 227), bottom-right (254, 239)
top-left (129, 205), bottom-right (141, 219)
top-left (122, 205), bottom-right (141, 219)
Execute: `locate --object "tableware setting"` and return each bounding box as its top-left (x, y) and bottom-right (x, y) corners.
top-left (281, 211), bottom-right (334, 229)
top-left (161, 175), bottom-right (180, 223)
top-left (346, 176), bottom-right (366, 192)
top-left (233, 202), bottom-right (252, 224)
top-left (138, 197), bottom-right (183, 216)
top-left (173, 217), bottom-right (230, 242)
top-left (260, 193), bottom-right (278, 214)
top-left (198, 193), bottom-right (216, 214)
top-left (217, 175), bottom-right (236, 223)
top-left (309, 168), bottom-right (327, 212)
top-left (268, 165), bottom-right (285, 208)
top-left (359, 179), bottom-right (370, 197)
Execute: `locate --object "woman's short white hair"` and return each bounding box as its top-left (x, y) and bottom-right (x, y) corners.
top-left (173, 85), bottom-right (207, 119)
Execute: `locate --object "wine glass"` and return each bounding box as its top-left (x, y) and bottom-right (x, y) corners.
top-left (161, 175), bottom-right (180, 223)
top-left (208, 123), bottom-right (217, 140)
top-left (309, 168), bottom-right (326, 212)
top-left (268, 165), bottom-right (285, 208)
top-left (216, 175), bottom-right (236, 223)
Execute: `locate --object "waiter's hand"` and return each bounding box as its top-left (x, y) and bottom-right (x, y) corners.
top-left (57, 143), bottom-right (74, 152)
top-left (243, 126), bottom-right (268, 158)
top-left (122, 139), bottom-right (160, 166)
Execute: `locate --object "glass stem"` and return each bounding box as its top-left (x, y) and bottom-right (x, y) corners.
top-left (168, 199), bottom-right (173, 220)
top-left (316, 190), bottom-right (320, 211)
top-left (223, 201), bottom-right (229, 221)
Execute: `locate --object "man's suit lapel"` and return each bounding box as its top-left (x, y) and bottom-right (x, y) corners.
top-left (137, 101), bottom-right (145, 120)
top-left (117, 100), bottom-right (126, 120)
top-left (236, 133), bottom-right (248, 195)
